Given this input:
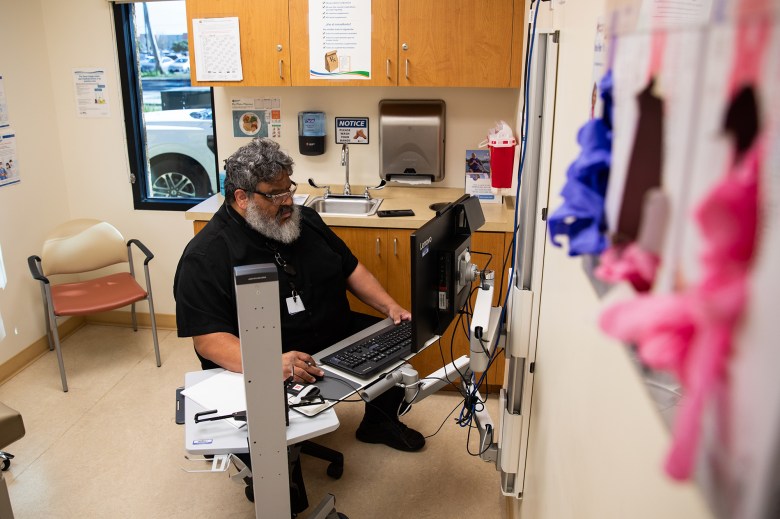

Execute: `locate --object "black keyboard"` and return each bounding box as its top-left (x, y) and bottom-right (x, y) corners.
top-left (321, 321), bottom-right (413, 378)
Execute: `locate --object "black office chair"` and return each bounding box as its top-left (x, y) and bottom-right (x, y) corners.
top-left (242, 438), bottom-right (344, 510)
top-left (300, 440), bottom-right (344, 479)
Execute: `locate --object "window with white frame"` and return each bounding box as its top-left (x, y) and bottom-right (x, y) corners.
top-left (113, 0), bottom-right (219, 210)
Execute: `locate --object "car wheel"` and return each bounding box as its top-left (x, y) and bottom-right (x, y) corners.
top-left (150, 155), bottom-right (211, 198)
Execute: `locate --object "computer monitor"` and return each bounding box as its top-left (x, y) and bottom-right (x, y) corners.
top-left (410, 195), bottom-right (485, 352)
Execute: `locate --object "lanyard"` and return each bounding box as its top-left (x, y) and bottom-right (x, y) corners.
top-left (267, 242), bottom-right (301, 302)
top-left (224, 203), bottom-right (304, 304)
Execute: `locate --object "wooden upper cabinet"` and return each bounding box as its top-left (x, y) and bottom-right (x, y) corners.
top-left (398, 0), bottom-right (523, 88)
top-left (186, 0), bottom-right (291, 87)
top-left (288, 0), bottom-right (398, 86)
top-left (187, 0), bottom-right (524, 88)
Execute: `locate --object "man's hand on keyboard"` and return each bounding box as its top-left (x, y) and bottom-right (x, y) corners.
top-left (387, 304), bottom-right (411, 325)
top-left (282, 351), bottom-right (324, 383)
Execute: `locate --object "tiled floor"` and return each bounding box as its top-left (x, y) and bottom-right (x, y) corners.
top-left (0, 324), bottom-right (506, 518)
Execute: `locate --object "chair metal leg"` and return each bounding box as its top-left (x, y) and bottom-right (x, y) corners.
top-left (44, 312), bottom-right (54, 351)
top-left (130, 302), bottom-right (138, 332)
top-left (143, 265), bottom-right (161, 368)
top-left (39, 287), bottom-right (54, 351)
top-left (47, 308), bottom-right (68, 392)
top-left (147, 296), bottom-right (161, 368)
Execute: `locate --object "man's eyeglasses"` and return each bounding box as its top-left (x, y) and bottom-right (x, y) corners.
top-left (251, 181), bottom-right (298, 205)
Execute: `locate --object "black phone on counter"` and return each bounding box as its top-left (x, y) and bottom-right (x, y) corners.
top-left (377, 209), bottom-right (415, 217)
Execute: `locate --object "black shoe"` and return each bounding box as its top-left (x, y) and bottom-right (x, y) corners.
top-left (355, 420), bottom-right (425, 452)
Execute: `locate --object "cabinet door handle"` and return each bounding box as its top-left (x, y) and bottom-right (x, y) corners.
top-left (279, 59), bottom-right (284, 79)
top-left (393, 238), bottom-right (398, 256)
top-left (376, 238), bottom-right (381, 256)
top-left (386, 58), bottom-right (391, 79)
top-left (405, 59), bottom-right (409, 79)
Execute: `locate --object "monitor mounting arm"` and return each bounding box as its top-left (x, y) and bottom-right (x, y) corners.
top-left (359, 261), bottom-right (502, 465)
top-left (359, 357), bottom-right (499, 465)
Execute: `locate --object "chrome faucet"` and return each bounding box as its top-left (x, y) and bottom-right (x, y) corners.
top-left (340, 143), bottom-right (351, 195)
top-left (309, 144), bottom-right (386, 200)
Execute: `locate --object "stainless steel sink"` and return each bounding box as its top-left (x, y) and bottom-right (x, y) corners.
top-left (306, 196), bottom-right (383, 217)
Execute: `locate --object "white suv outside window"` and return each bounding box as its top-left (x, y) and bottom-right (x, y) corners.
top-left (144, 107), bottom-right (216, 198)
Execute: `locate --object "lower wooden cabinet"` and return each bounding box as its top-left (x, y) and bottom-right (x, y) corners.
top-left (334, 226), bottom-right (509, 390)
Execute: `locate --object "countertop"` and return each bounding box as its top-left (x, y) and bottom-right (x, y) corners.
top-left (185, 185), bottom-right (516, 233)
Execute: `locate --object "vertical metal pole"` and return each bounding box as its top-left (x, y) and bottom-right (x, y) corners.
top-left (234, 264), bottom-right (290, 519)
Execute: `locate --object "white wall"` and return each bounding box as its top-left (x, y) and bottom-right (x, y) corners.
top-left (213, 86), bottom-right (519, 190)
top-left (0, 0), bottom-right (72, 366)
top-left (516, 1), bottom-right (710, 518)
top-left (0, 0), bottom-right (519, 366)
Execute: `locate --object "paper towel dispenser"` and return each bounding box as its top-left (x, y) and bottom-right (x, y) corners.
top-left (379, 100), bottom-right (445, 184)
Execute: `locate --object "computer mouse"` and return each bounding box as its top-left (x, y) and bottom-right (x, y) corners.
top-left (313, 372), bottom-right (326, 382)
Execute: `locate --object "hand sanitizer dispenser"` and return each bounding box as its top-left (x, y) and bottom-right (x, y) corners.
top-left (298, 111), bottom-right (326, 156)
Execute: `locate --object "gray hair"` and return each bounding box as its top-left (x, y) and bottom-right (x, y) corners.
top-left (223, 137), bottom-right (294, 203)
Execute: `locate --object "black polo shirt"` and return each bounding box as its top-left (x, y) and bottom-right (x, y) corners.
top-left (174, 202), bottom-right (359, 368)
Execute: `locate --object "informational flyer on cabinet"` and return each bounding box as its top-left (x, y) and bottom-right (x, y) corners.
top-left (308, 0), bottom-right (372, 80)
top-left (231, 98), bottom-right (282, 138)
top-left (0, 131), bottom-right (20, 187)
top-left (192, 17), bottom-right (243, 82)
top-left (73, 69), bottom-right (110, 118)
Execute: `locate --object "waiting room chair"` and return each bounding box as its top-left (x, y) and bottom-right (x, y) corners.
top-left (27, 219), bottom-right (161, 392)
top-left (0, 400), bottom-right (25, 519)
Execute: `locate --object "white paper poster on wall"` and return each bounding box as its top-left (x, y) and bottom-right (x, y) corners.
top-left (0, 243), bottom-right (6, 290)
top-left (72, 69), bottom-right (110, 118)
top-left (192, 17), bottom-right (243, 82)
top-left (231, 98), bottom-right (282, 138)
top-left (308, 0), bottom-right (371, 80)
top-left (0, 131), bottom-right (19, 187)
top-left (0, 76), bottom-right (9, 128)
top-left (0, 243), bottom-right (5, 342)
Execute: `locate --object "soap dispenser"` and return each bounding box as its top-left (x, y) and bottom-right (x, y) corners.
top-left (298, 111), bottom-right (326, 156)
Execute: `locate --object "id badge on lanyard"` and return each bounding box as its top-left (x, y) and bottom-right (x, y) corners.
top-left (286, 288), bottom-right (305, 315)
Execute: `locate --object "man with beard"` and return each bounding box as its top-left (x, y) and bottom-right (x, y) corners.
top-left (174, 137), bottom-right (424, 454)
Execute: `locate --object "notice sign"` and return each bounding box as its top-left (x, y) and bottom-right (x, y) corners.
top-left (335, 117), bottom-right (368, 144)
